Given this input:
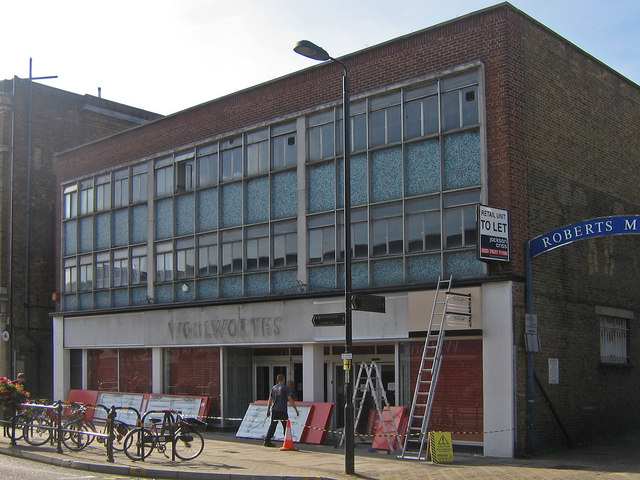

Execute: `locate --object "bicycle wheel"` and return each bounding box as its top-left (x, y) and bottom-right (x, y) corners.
top-left (173, 428), bottom-right (204, 460)
top-left (111, 420), bottom-right (131, 452)
top-left (123, 427), bottom-right (155, 461)
top-left (7, 413), bottom-right (27, 441)
top-left (23, 417), bottom-right (52, 446)
top-left (62, 420), bottom-right (91, 451)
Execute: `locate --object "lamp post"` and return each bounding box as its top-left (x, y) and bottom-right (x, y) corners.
top-left (294, 40), bottom-right (354, 475)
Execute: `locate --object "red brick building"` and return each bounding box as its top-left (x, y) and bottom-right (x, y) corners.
top-left (53, 3), bottom-right (640, 456)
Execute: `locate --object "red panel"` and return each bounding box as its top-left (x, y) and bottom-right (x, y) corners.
top-left (411, 339), bottom-right (483, 442)
top-left (167, 347), bottom-right (221, 417)
top-left (119, 349), bottom-right (152, 393)
top-left (88, 349), bottom-right (118, 391)
top-left (369, 406), bottom-right (408, 450)
top-left (254, 400), bottom-right (334, 444)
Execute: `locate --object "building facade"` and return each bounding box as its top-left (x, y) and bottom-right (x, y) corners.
top-left (52, 3), bottom-right (640, 457)
top-left (0, 77), bottom-right (161, 398)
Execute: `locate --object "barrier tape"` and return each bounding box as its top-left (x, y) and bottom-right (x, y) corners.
top-left (201, 414), bottom-right (512, 438)
top-left (7, 402), bottom-right (513, 439)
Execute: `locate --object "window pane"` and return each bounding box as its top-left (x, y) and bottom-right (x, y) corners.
top-left (370, 110), bottom-right (385, 147)
top-left (462, 86), bottom-right (479, 126)
top-left (445, 209), bottom-right (462, 248)
top-left (198, 153), bottom-right (218, 187)
top-left (442, 91), bottom-right (460, 131)
top-left (309, 229), bottom-right (322, 263)
top-left (132, 171), bottom-right (147, 203)
top-left (404, 101), bottom-right (422, 140)
top-left (351, 114), bottom-right (367, 152)
top-left (387, 105), bottom-right (401, 143)
top-left (322, 227), bottom-right (335, 262)
top-left (353, 222), bottom-right (368, 258)
top-left (372, 221), bottom-right (387, 256)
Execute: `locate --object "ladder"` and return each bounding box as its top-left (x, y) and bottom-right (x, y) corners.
top-left (340, 361), bottom-right (401, 452)
top-left (399, 275), bottom-right (470, 460)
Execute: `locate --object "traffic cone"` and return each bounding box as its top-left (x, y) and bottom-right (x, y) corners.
top-left (280, 419), bottom-right (298, 451)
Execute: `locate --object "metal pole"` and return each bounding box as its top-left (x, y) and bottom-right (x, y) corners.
top-left (525, 241), bottom-right (535, 453)
top-left (342, 69), bottom-right (354, 475)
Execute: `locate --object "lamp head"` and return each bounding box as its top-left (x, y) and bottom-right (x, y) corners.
top-left (294, 40), bottom-right (331, 61)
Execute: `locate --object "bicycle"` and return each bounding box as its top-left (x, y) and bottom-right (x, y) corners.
top-left (60, 402), bottom-right (130, 452)
top-left (123, 410), bottom-right (205, 461)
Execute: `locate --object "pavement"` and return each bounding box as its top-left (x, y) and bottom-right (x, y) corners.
top-left (1, 425), bottom-right (640, 480)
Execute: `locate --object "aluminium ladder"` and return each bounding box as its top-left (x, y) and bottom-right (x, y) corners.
top-left (340, 361), bottom-right (400, 452)
top-left (399, 276), bottom-right (471, 460)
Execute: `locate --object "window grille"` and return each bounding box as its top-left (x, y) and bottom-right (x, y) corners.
top-left (600, 316), bottom-right (628, 365)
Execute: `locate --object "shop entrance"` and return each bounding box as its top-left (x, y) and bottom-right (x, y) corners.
top-left (253, 347), bottom-right (302, 402)
top-left (329, 354), bottom-right (396, 429)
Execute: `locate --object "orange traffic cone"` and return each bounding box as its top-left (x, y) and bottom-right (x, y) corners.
top-left (280, 419), bottom-right (298, 451)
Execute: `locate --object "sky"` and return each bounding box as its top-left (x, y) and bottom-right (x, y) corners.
top-left (2, 0), bottom-right (638, 115)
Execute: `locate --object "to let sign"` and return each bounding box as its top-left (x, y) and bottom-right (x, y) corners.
top-left (477, 205), bottom-right (510, 262)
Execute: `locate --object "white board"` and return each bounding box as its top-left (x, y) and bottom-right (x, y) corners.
top-left (144, 396), bottom-right (204, 424)
top-left (236, 403), bottom-right (311, 442)
top-left (95, 392), bottom-right (144, 425)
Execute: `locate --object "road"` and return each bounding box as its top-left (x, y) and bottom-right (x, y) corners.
top-left (0, 452), bottom-right (132, 480)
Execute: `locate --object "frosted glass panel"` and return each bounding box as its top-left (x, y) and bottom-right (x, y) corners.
top-left (131, 205), bottom-right (147, 244)
top-left (272, 171), bottom-right (297, 219)
top-left (63, 295), bottom-right (77, 311)
top-left (94, 291), bottom-right (110, 309)
top-left (221, 183), bottom-right (243, 228)
top-left (113, 289), bottom-right (129, 307)
top-left (64, 220), bottom-right (77, 256)
top-left (443, 131), bottom-right (481, 190)
top-left (308, 162), bottom-right (335, 213)
top-left (371, 147), bottom-right (403, 202)
top-left (197, 279), bottom-right (218, 300)
top-left (445, 250), bottom-right (484, 277)
top-left (176, 194), bottom-right (195, 236)
top-left (113, 209), bottom-right (129, 247)
top-left (351, 262), bottom-right (369, 289)
top-left (272, 270), bottom-right (297, 294)
top-left (245, 273), bottom-right (269, 296)
top-left (406, 140), bottom-right (440, 196)
top-left (308, 265), bottom-right (335, 290)
top-left (175, 281), bottom-right (194, 302)
top-left (351, 154), bottom-right (368, 206)
top-left (407, 255), bottom-right (441, 284)
top-left (371, 258), bottom-right (403, 286)
top-left (131, 287), bottom-right (147, 306)
top-left (246, 177), bottom-right (269, 224)
top-left (155, 199), bottom-right (173, 240)
top-left (155, 284), bottom-right (173, 304)
top-left (221, 276), bottom-right (242, 298)
top-left (79, 217), bottom-right (93, 253)
top-left (79, 293), bottom-right (92, 310)
top-left (197, 188), bottom-right (218, 232)
top-left (95, 213), bottom-right (110, 250)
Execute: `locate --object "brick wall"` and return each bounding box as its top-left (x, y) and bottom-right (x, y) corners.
top-left (517, 15), bottom-right (640, 452)
top-left (1, 79), bottom-right (159, 398)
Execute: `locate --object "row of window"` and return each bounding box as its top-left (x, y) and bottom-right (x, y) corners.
top-left (62, 70), bottom-right (480, 220)
top-left (63, 189), bottom-right (478, 293)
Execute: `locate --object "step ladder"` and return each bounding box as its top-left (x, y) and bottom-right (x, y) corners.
top-left (340, 361), bottom-right (401, 452)
top-left (399, 276), bottom-right (471, 460)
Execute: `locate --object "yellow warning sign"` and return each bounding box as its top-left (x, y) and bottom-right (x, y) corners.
top-left (429, 431), bottom-right (454, 464)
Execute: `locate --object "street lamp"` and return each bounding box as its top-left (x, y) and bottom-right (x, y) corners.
top-left (294, 40), bottom-right (354, 475)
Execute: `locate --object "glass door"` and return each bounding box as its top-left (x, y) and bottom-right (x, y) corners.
top-left (255, 364), bottom-right (288, 400)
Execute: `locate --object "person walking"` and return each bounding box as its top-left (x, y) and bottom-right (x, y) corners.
top-left (264, 373), bottom-right (299, 447)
